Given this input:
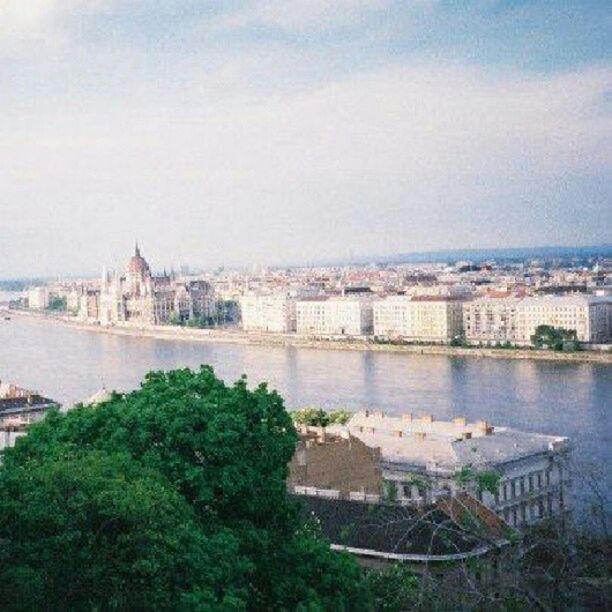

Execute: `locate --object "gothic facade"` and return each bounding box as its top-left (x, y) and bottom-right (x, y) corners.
top-left (96, 245), bottom-right (214, 326)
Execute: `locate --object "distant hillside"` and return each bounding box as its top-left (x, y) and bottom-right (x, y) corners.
top-left (330, 245), bottom-right (612, 267)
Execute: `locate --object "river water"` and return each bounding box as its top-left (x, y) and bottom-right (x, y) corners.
top-left (0, 311), bottom-right (610, 506)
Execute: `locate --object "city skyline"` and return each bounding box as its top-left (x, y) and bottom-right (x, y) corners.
top-left (1, 1), bottom-right (611, 278)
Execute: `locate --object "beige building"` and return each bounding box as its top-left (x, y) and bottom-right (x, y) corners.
top-left (296, 297), bottom-right (374, 336)
top-left (373, 296), bottom-right (463, 343)
top-left (239, 292), bottom-right (297, 332)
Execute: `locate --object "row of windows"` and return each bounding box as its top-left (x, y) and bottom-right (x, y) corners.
top-left (495, 470), bottom-right (552, 504)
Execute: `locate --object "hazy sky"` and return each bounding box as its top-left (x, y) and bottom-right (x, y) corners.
top-left (1, 1), bottom-right (611, 277)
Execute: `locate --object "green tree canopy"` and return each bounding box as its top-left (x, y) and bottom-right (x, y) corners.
top-left (531, 324), bottom-right (579, 351)
top-left (0, 366), bottom-right (367, 610)
top-left (291, 407), bottom-right (353, 427)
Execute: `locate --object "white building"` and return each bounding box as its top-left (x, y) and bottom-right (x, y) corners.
top-left (463, 295), bottom-right (612, 345)
top-left (328, 411), bottom-right (571, 528)
top-left (517, 296), bottom-right (611, 344)
top-left (240, 293), bottom-right (297, 333)
top-left (27, 287), bottom-right (49, 310)
top-left (373, 296), bottom-right (464, 343)
top-left (296, 297), bottom-right (374, 336)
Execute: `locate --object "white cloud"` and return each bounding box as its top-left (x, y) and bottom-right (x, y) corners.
top-left (1, 59), bottom-right (610, 273)
top-left (209, 0), bottom-right (389, 34)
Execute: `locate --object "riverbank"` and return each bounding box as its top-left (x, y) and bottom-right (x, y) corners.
top-left (2, 307), bottom-right (611, 364)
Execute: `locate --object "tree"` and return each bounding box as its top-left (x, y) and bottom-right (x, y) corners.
top-left (531, 324), bottom-right (579, 351)
top-left (291, 407), bottom-right (353, 427)
top-left (0, 451), bottom-right (244, 610)
top-left (0, 366), bottom-right (368, 610)
top-left (47, 295), bottom-right (67, 311)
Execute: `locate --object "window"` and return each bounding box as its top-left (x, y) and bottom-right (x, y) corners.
top-left (402, 484), bottom-right (412, 499)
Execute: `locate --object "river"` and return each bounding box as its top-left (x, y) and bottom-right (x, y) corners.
top-left (0, 310), bottom-right (610, 506)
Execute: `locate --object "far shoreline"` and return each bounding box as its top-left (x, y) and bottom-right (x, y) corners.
top-left (2, 307), bottom-right (611, 365)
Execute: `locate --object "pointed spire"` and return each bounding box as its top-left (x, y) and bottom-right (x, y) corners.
top-left (135, 241), bottom-right (141, 257)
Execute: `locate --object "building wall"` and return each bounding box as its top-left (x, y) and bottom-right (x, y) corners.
top-left (240, 294), bottom-right (297, 332)
top-left (464, 296), bottom-right (611, 344)
top-left (373, 297), bottom-right (463, 342)
top-left (288, 430), bottom-right (383, 499)
top-left (296, 298), bottom-right (374, 336)
top-left (27, 287), bottom-right (49, 310)
top-left (463, 298), bottom-right (522, 343)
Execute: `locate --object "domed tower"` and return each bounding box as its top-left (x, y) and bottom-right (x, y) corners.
top-left (126, 242), bottom-right (151, 296)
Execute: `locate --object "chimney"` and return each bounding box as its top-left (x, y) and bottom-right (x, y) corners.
top-left (421, 415), bottom-right (433, 424)
top-left (401, 413), bottom-right (413, 422)
top-left (453, 417), bottom-right (467, 426)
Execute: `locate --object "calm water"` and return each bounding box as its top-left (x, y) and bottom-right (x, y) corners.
top-left (1, 314), bottom-right (610, 503)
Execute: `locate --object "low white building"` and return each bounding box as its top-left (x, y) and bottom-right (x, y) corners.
top-left (296, 297), bottom-right (374, 336)
top-left (239, 292), bottom-right (298, 333)
top-left (373, 296), bottom-right (464, 343)
top-left (328, 411), bottom-right (571, 529)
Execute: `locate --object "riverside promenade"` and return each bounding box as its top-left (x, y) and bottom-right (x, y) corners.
top-left (3, 307), bottom-right (611, 365)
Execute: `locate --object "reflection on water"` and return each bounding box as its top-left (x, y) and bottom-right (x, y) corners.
top-left (0, 316), bottom-right (610, 501)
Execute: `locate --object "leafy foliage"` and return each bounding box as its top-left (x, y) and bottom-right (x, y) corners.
top-left (47, 295), bottom-right (67, 311)
top-left (531, 324), bottom-right (580, 351)
top-left (364, 565), bottom-right (420, 611)
top-left (291, 407), bottom-right (353, 427)
top-left (454, 467), bottom-right (500, 495)
top-left (0, 366), bottom-right (367, 610)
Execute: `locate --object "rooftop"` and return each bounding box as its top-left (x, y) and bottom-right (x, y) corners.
top-left (295, 495), bottom-right (509, 560)
top-left (327, 411), bottom-right (568, 472)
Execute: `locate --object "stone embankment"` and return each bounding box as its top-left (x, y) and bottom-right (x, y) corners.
top-left (2, 307), bottom-right (611, 364)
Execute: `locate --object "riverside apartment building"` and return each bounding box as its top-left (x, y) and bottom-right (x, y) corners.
top-left (373, 296), bottom-right (464, 343)
top-left (296, 296), bottom-right (374, 336)
top-left (463, 295), bottom-right (611, 345)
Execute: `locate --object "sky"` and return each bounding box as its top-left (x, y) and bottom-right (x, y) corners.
top-left (0, 0), bottom-right (611, 277)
